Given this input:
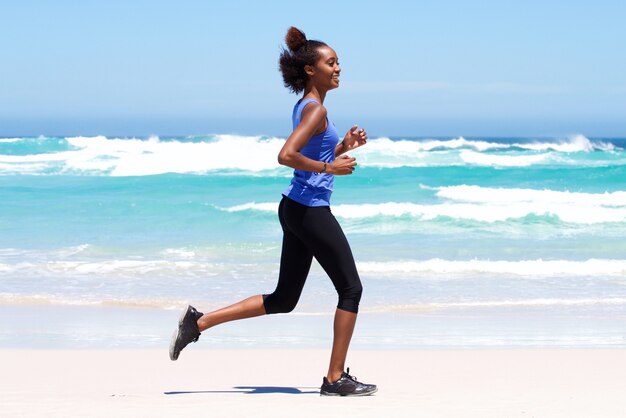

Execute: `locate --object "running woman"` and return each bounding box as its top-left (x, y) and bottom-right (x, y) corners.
top-left (169, 26), bottom-right (377, 397)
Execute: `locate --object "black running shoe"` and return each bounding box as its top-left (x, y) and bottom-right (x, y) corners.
top-left (169, 305), bottom-right (204, 361)
top-left (320, 368), bottom-right (378, 397)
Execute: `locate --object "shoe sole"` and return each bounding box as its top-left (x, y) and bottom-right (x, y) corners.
top-left (320, 387), bottom-right (378, 397)
top-left (169, 305), bottom-right (193, 361)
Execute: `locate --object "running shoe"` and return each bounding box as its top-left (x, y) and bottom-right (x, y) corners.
top-left (320, 368), bottom-right (378, 397)
top-left (169, 305), bottom-right (204, 361)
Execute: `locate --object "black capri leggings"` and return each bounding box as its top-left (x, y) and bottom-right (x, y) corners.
top-left (263, 196), bottom-right (363, 314)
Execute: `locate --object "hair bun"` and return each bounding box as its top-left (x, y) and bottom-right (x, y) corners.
top-left (285, 26), bottom-right (307, 52)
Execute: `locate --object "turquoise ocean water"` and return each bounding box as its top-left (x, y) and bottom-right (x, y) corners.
top-left (1, 134), bottom-right (626, 348)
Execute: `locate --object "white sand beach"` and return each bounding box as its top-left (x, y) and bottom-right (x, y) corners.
top-left (3, 348), bottom-right (625, 417)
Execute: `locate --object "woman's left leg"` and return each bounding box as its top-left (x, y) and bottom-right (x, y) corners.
top-left (286, 205), bottom-right (363, 383)
top-left (327, 307), bottom-right (357, 382)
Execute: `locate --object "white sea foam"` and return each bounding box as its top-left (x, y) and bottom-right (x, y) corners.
top-left (222, 202), bottom-right (279, 213)
top-left (362, 136), bottom-right (510, 152)
top-left (0, 162), bottom-right (49, 175)
top-left (160, 248), bottom-right (196, 259)
top-left (436, 185), bottom-right (626, 207)
top-left (3, 293), bottom-right (623, 312)
top-left (459, 150), bottom-right (550, 167)
top-left (366, 297), bottom-right (626, 312)
top-left (1, 135), bottom-right (623, 175)
top-left (0, 135), bottom-right (287, 176)
top-left (0, 293), bottom-right (186, 310)
top-left (460, 135), bottom-right (621, 167)
top-left (518, 134), bottom-right (615, 152)
top-left (357, 258), bottom-right (626, 277)
top-left (222, 197), bottom-right (626, 224)
top-left (67, 135), bottom-right (287, 176)
top-left (359, 134), bottom-right (619, 168)
top-left (0, 259), bottom-right (222, 278)
top-left (362, 134), bottom-right (611, 153)
top-left (4, 245), bottom-right (623, 280)
top-left (0, 245), bottom-right (92, 261)
top-left (430, 297), bottom-right (626, 308)
top-left (224, 184), bottom-right (626, 225)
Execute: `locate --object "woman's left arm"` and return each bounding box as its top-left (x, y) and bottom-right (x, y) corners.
top-left (335, 125), bottom-right (368, 156)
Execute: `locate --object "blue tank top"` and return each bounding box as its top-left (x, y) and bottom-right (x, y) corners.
top-left (283, 98), bottom-right (339, 207)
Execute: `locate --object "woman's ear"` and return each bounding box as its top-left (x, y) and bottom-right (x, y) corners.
top-left (304, 64), bottom-right (315, 77)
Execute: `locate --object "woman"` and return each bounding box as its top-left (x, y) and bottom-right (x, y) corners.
top-left (170, 26), bottom-right (377, 397)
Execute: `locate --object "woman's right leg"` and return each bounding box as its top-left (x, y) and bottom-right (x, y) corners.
top-left (198, 197), bottom-right (313, 331)
top-left (196, 236), bottom-right (313, 331)
top-left (197, 294), bottom-right (266, 332)
top-left (170, 197), bottom-right (312, 360)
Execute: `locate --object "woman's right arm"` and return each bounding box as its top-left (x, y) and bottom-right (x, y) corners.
top-left (278, 104), bottom-right (357, 175)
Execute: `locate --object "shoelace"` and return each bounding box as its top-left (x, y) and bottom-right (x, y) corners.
top-left (344, 367), bottom-right (360, 383)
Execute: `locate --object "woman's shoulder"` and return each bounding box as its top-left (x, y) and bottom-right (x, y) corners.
top-left (299, 99), bottom-right (326, 118)
top-left (300, 102), bottom-right (327, 130)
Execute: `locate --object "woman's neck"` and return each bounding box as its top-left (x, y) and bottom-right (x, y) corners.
top-left (303, 85), bottom-right (326, 104)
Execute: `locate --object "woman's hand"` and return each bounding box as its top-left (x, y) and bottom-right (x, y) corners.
top-left (328, 155), bottom-right (357, 175)
top-left (341, 125), bottom-right (368, 151)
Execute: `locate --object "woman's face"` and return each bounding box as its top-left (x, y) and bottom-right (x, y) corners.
top-left (310, 46), bottom-right (341, 90)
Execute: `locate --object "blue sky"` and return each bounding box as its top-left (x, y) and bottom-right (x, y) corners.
top-left (1, 0), bottom-right (625, 137)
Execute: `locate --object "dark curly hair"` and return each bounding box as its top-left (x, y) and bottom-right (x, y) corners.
top-left (279, 26), bottom-right (327, 94)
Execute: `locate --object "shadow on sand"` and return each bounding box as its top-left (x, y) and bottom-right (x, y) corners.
top-left (164, 386), bottom-right (319, 395)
